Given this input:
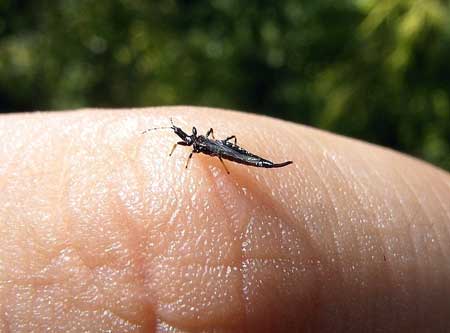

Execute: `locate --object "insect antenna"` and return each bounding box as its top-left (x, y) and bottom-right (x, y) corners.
top-left (142, 118), bottom-right (177, 134)
top-left (141, 126), bottom-right (173, 134)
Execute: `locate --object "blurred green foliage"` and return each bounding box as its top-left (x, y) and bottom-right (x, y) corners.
top-left (0, 0), bottom-right (449, 170)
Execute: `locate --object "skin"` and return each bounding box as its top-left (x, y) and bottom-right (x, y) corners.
top-left (0, 106), bottom-right (449, 332)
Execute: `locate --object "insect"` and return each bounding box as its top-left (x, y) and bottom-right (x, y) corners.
top-left (142, 119), bottom-right (293, 174)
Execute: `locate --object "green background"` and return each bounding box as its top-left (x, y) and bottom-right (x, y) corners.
top-left (1, 0), bottom-right (449, 170)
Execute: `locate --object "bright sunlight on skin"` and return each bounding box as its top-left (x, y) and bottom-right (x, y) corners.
top-left (0, 107), bottom-right (449, 332)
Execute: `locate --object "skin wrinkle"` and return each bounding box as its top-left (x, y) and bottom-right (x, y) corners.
top-left (232, 167), bottom-right (322, 331)
top-left (57, 118), bottom-right (151, 328)
top-left (310, 138), bottom-right (367, 331)
top-left (132, 122), bottom-right (149, 226)
top-left (111, 193), bottom-right (155, 329)
top-left (103, 309), bottom-right (141, 329)
top-left (356, 151), bottom-right (407, 325)
top-left (155, 319), bottom-right (189, 333)
top-left (58, 249), bottom-right (106, 310)
top-left (55, 285), bottom-right (142, 330)
top-left (145, 157), bottom-right (181, 235)
top-left (436, 176), bottom-right (450, 222)
top-left (4, 246), bottom-right (81, 287)
top-left (3, 277), bottom-right (63, 289)
top-left (209, 163), bottom-right (318, 327)
top-left (283, 129), bottom-right (340, 245)
top-left (354, 152), bottom-right (416, 328)
top-left (239, 169), bottom-right (322, 262)
top-left (329, 152), bottom-right (385, 329)
top-left (177, 162), bottom-right (254, 331)
top-left (358, 150), bottom-right (409, 229)
top-left (159, 317), bottom-right (242, 333)
top-left (64, 145), bottom-right (116, 265)
top-left (438, 180), bottom-right (450, 247)
top-left (114, 161), bottom-right (157, 326)
top-left (299, 134), bottom-right (353, 330)
top-left (56, 130), bottom-right (73, 259)
top-left (204, 165), bottom-right (248, 331)
top-left (68, 238), bottom-right (116, 271)
top-left (3, 131), bottom-right (68, 280)
top-left (398, 168), bottom-right (446, 261)
top-left (395, 165), bottom-right (450, 323)
top-left (423, 169), bottom-right (450, 260)
top-left (438, 174), bottom-right (450, 248)
top-left (391, 166), bottom-right (432, 325)
top-left (203, 165), bottom-right (239, 243)
top-left (300, 132), bottom-right (428, 330)
top-left (152, 267), bottom-right (244, 332)
top-left (395, 169), bottom-right (434, 247)
top-left (150, 256), bottom-right (302, 269)
top-left (390, 162), bottom-right (433, 326)
top-left (105, 119), bottom-right (152, 286)
top-left (60, 246), bottom-right (143, 329)
top-left (148, 155), bottom-right (230, 327)
top-left (99, 309), bottom-right (141, 331)
top-left (276, 128), bottom-right (351, 331)
top-left (367, 153), bottom-right (419, 302)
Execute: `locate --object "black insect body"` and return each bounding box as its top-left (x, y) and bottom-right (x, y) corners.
top-left (142, 119), bottom-right (293, 174)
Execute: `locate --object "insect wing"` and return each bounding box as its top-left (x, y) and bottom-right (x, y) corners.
top-left (214, 141), bottom-right (266, 165)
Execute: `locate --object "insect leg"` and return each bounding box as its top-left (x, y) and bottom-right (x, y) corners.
top-left (185, 152), bottom-right (193, 169)
top-left (169, 141), bottom-right (188, 156)
top-left (169, 144), bottom-right (178, 156)
top-left (218, 157), bottom-right (230, 174)
top-left (224, 135), bottom-right (237, 144)
top-left (206, 128), bottom-right (215, 139)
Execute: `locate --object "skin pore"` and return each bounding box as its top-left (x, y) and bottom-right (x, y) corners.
top-left (0, 107), bottom-right (449, 332)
